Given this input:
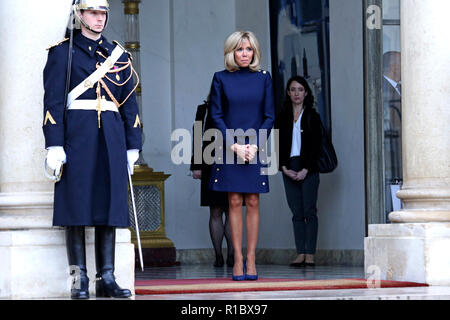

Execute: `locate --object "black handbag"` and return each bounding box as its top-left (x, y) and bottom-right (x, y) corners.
top-left (309, 112), bottom-right (338, 173)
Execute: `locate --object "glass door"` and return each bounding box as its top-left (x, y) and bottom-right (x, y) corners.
top-left (382, 0), bottom-right (402, 222)
top-left (364, 0), bottom-right (402, 227)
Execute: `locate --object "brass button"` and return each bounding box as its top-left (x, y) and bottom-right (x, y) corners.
top-left (217, 168), bottom-right (220, 171)
top-left (262, 182), bottom-right (266, 186)
top-left (89, 46), bottom-right (92, 51)
top-left (218, 157), bottom-right (222, 161)
top-left (215, 179), bottom-right (218, 183)
top-left (261, 160), bottom-right (265, 163)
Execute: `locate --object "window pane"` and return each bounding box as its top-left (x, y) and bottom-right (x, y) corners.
top-left (382, 0), bottom-right (400, 20)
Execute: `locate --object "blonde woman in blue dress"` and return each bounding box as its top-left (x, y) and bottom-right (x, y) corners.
top-left (209, 31), bottom-right (275, 280)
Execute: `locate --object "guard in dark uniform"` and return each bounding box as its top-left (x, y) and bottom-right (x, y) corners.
top-left (43, 0), bottom-right (142, 299)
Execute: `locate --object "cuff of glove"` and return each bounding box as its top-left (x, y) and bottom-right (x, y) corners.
top-left (47, 146), bottom-right (64, 151)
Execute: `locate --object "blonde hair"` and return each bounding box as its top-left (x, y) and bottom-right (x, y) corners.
top-left (224, 31), bottom-right (261, 72)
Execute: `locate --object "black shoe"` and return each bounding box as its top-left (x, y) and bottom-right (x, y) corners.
top-left (95, 226), bottom-right (132, 298)
top-left (213, 255), bottom-right (224, 267)
top-left (226, 255), bottom-right (234, 268)
top-left (70, 272), bottom-right (90, 299)
top-left (96, 271), bottom-right (132, 298)
top-left (305, 262), bottom-right (316, 267)
top-left (66, 226), bottom-right (89, 299)
top-left (289, 261), bottom-right (306, 267)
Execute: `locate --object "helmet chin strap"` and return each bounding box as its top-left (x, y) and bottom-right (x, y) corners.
top-left (80, 18), bottom-right (104, 34)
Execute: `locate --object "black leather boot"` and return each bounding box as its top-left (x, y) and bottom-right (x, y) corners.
top-left (66, 226), bottom-right (89, 299)
top-left (95, 226), bottom-right (132, 298)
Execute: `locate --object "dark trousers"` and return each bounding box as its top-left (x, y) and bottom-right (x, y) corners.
top-left (282, 156), bottom-right (320, 255)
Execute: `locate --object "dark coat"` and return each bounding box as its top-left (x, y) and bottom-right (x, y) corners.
top-left (275, 106), bottom-right (321, 173)
top-left (190, 102), bottom-right (228, 207)
top-left (43, 32), bottom-right (142, 227)
top-left (208, 68), bottom-right (275, 194)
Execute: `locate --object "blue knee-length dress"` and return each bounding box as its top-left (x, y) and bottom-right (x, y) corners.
top-left (208, 67), bottom-right (275, 193)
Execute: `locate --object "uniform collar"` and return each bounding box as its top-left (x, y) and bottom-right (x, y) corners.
top-left (75, 32), bottom-right (110, 57)
top-left (97, 35), bottom-right (113, 54)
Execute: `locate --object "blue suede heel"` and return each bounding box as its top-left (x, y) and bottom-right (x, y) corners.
top-left (232, 260), bottom-right (246, 281)
top-left (232, 273), bottom-right (246, 281)
top-left (244, 259), bottom-right (258, 281)
top-left (245, 274), bottom-right (258, 281)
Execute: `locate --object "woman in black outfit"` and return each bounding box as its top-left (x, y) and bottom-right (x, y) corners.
top-left (275, 76), bottom-right (322, 267)
top-left (190, 98), bottom-right (234, 267)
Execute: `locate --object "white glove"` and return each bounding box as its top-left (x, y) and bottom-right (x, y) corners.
top-left (127, 149), bottom-right (139, 175)
top-left (46, 146), bottom-right (66, 173)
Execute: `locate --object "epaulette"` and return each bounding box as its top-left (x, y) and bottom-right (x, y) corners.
top-left (112, 40), bottom-right (133, 61)
top-left (46, 38), bottom-right (69, 51)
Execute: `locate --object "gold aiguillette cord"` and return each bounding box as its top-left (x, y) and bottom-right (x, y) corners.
top-left (96, 82), bottom-right (102, 128)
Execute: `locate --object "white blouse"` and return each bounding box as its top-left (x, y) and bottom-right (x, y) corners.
top-left (290, 110), bottom-right (304, 158)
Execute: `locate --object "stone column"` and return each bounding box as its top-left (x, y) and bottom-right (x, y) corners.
top-left (365, 0), bottom-right (450, 285)
top-left (0, 0), bottom-right (134, 298)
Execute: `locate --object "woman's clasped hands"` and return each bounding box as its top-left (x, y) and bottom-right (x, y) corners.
top-left (282, 166), bottom-right (308, 181)
top-left (231, 144), bottom-right (258, 163)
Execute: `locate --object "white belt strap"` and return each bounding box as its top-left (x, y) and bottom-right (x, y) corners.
top-left (68, 99), bottom-right (119, 112)
top-left (67, 45), bottom-right (125, 107)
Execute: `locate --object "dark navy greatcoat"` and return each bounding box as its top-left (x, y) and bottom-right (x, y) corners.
top-left (43, 32), bottom-right (142, 227)
top-left (208, 67), bottom-right (275, 194)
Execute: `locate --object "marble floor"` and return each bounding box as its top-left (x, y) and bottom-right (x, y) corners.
top-left (134, 264), bottom-right (450, 300)
top-left (135, 263), bottom-right (365, 281)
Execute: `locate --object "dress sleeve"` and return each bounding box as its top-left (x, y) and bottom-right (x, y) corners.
top-left (190, 105), bottom-right (206, 171)
top-left (209, 72), bottom-right (234, 148)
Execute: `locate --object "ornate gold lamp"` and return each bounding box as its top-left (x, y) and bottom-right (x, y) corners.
top-left (122, 0), bottom-right (175, 266)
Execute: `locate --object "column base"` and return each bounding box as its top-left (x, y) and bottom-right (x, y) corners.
top-left (389, 210), bottom-right (450, 223)
top-left (0, 228), bottom-right (135, 299)
top-left (365, 223), bottom-right (450, 286)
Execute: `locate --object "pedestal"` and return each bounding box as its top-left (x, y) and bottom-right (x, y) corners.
top-left (365, 223), bottom-right (450, 285)
top-left (129, 164), bottom-right (175, 267)
top-left (0, 228), bottom-right (134, 299)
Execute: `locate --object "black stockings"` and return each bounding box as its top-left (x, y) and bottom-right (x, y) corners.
top-left (209, 206), bottom-right (233, 267)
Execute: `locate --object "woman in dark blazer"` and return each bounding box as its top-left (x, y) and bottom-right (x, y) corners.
top-left (190, 98), bottom-right (234, 268)
top-left (209, 31), bottom-right (275, 280)
top-left (275, 76), bottom-right (321, 267)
